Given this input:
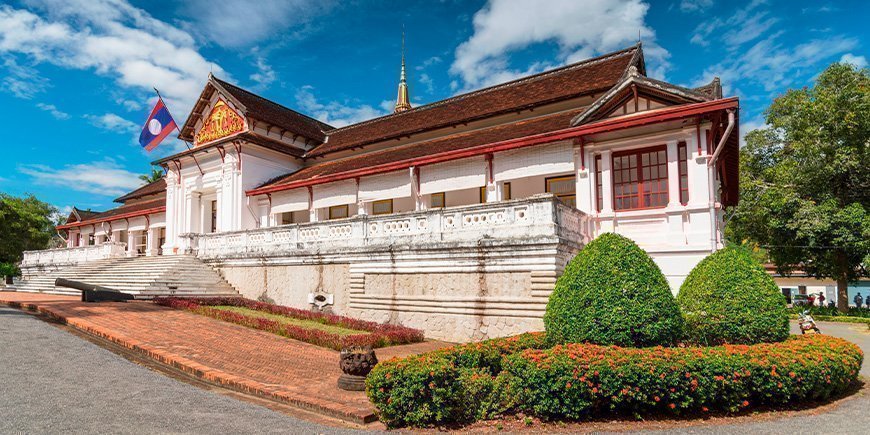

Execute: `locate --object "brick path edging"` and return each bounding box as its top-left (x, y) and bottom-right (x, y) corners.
top-left (3, 298), bottom-right (378, 425)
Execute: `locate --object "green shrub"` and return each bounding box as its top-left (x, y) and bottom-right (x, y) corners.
top-left (0, 262), bottom-right (19, 278)
top-left (506, 335), bottom-right (862, 420)
top-left (678, 246), bottom-right (789, 345)
top-left (366, 332), bottom-right (548, 427)
top-left (789, 305), bottom-right (870, 319)
top-left (544, 233), bottom-right (683, 347)
top-left (368, 334), bottom-right (863, 427)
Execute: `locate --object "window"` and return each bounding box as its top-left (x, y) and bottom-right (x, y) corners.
top-left (545, 175), bottom-right (576, 207)
top-left (612, 146), bottom-right (668, 210)
top-left (88, 234), bottom-right (95, 246)
top-left (479, 186), bottom-right (487, 203)
top-left (503, 182), bottom-right (511, 200)
top-left (278, 212), bottom-right (294, 225)
top-left (594, 155), bottom-right (603, 212)
top-left (430, 192), bottom-right (445, 208)
top-left (678, 141), bottom-right (689, 205)
top-left (209, 200), bottom-right (217, 233)
top-left (328, 204), bottom-right (349, 220)
top-left (371, 199), bottom-right (393, 215)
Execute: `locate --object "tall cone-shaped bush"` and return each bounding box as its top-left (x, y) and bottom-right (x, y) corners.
top-left (677, 245), bottom-right (789, 345)
top-left (544, 233), bottom-right (683, 347)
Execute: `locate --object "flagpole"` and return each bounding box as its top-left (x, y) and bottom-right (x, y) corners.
top-left (153, 87), bottom-right (192, 151)
top-left (153, 88), bottom-right (204, 176)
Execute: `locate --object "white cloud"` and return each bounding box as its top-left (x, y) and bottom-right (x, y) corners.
top-left (415, 56), bottom-right (443, 71)
top-left (84, 113), bottom-right (139, 134)
top-left (178, 0), bottom-right (334, 48)
top-left (0, 1), bottom-right (227, 117)
top-left (1, 56), bottom-right (49, 99)
top-left (418, 73), bottom-right (434, 94)
top-left (36, 102), bottom-right (69, 120)
top-left (840, 53), bottom-right (868, 69)
top-left (694, 34), bottom-right (859, 94)
top-left (295, 86), bottom-right (390, 128)
top-left (690, 0), bottom-right (771, 48)
top-left (450, 0), bottom-right (668, 90)
top-left (18, 158), bottom-right (145, 197)
top-left (249, 48), bottom-right (276, 89)
top-left (679, 0), bottom-right (714, 12)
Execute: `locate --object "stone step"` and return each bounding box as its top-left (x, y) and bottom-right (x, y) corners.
top-left (15, 255), bottom-right (239, 299)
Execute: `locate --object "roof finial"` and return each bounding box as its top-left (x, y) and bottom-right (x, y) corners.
top-left (394, 26), bottom-right (411, 113)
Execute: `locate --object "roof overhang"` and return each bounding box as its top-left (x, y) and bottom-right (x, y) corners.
top-left (248, 97), bottom-right (739, 197)
top-left (151, 132), bottom-right (304, 166)
top-left (57, 206), bottom-right (166, 230)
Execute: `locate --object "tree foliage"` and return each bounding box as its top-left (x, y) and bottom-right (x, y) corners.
top-left (728, 62), bottom-right (870, 310)
top-left (139, 166), bottom-right (164, 184)
top-left (0, 193), bottom-right (58, 267)
top-left (544, 233), bottom-right (684, 347)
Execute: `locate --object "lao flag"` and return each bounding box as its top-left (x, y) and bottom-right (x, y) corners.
top-left (139, 99), bottom-right (176, 151)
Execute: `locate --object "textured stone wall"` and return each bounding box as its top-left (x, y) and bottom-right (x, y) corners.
top-left (218, 264), bottom-right (350, 315)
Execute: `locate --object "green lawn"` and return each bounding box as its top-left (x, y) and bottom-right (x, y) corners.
top-left (211, 306), bottom-right (369, 336)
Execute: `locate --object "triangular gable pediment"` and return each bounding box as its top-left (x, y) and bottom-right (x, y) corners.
top-left (179, 76), bottom-right (249, 144)
top-left (571, 68), bottom-right (713, 126)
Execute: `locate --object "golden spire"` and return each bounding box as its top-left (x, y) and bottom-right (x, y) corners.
top-left (394, 29), bottom-right (411, 113)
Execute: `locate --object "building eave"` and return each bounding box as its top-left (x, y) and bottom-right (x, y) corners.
top-left (56, 206), bottom-right (167, 230)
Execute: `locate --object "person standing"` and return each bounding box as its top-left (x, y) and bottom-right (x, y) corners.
top-left (854, 292), bottom-right (864, 308)
top-left (818, 292), bottom-right (825, 307)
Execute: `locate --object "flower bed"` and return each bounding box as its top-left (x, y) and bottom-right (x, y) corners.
top-left (154, 297), bottom-right (424, 350)
top-left (367, 334), bottom-right (862, 428)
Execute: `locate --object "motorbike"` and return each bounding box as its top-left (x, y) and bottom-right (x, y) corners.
top-left (797, 310), bottom-right (821, 334)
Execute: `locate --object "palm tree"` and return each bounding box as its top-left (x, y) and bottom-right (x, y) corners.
top-left (139, 166), bottom-right (164, 184)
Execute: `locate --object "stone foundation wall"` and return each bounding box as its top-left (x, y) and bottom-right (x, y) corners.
top-left (218, 264), bottom-right (351, 315)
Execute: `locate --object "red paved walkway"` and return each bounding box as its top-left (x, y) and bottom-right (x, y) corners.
top-left (0, 291), bottom-right (449, 424)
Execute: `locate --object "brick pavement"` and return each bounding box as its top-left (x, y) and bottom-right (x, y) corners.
top-left (0, 291), bottom-right (451, 424)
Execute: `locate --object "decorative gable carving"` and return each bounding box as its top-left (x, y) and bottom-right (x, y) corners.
top-left (194, 99), bottom-right (247, 146)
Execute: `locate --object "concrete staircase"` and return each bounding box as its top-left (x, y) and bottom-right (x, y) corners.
top-left (9, 255), bottom-right (238, 299)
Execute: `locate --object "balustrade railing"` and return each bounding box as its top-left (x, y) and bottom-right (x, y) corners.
top-left (187, 194), bottom-right (591, 259)
top-left (20, 242), bottom-right (127, 268)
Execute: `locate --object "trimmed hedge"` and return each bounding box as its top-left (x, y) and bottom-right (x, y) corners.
top-left (678, 246), bottom-right (789, 345)
top-left (544, 233), bottom-right (684, 347)
top-left (154, 297), bottom-right (423, 350)
top-left (507, 335), bottom-right (861, 419)
top-left (366, 332), bottom-right (549, 426)
top-left (789, 305), bottom-right (870, 319)
top-left (367, 335), bottom-right (862, 428)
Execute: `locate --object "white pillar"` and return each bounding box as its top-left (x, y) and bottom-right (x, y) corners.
top-left (410, 166), bottom-right (424, 211)
top-left (574, 145), bottom-right (593, 213)
top-left (666, 140), bottom-right (681, 208)
top-left (308, 187), bottom-right (318, 222)
top-left (600, 150), bottom-right (614, 213)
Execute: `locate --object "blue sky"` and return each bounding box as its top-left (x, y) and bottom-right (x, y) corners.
top-left (0, 0), bottom-right (866, 213)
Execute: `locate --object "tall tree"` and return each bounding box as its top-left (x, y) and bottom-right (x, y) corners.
top-left (0, 194), bottom-right (58, 265)
top-left (729, 62), bottom-right (869, 311)
top-left (139, 166), bottom-right (164, 184)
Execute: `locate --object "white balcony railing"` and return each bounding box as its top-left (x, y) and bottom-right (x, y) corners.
top-left (20, 242), bottom-right (127, 268)
top-left (186, 194), bottom-right (592, 260)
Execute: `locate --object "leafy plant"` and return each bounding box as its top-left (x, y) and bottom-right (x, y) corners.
top-left (678, 246), bottom-right (789, 345)
top-left (0, 262), bottom-right (20, 277)
top-left (544, 233), bottom-right (683, 347)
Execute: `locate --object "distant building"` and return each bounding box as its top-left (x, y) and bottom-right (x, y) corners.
top-left (25, 44), bottom-right (741, 341)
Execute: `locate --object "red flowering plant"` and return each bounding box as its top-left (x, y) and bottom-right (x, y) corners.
top-left (153, 297), bottom-right (423, 350)
top-left (367, 334), bottom-right (862, 428)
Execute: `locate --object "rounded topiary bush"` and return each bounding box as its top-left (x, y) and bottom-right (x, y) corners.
top-left (544, 233), bottom-right (683, 347)
top-left (677, 245), bottom-right (789, 345)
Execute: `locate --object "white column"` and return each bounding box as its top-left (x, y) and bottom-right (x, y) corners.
top-left (600, 150), bottom-right (614, 213)
top-left (574, 145), bottom-right (593, 213)
top-left (308, 187), bottom-right (318, 222)
top-left (666, 140), bottom-right (681, 208)
top-left (410, 166), bottom-right (424, 210)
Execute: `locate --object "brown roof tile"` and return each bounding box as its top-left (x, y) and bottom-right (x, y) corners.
top-left (213, 77), bottom-right (333, 142)
top-left (59, 198), bottom-right (166, 229)
top-left (114, 179), bottom-right (166, 203)
top-left (306, 45), bottom-right (640, 158)
top-left (258, 108), bottom-right (583, 190)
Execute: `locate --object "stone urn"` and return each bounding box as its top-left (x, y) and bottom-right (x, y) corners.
top-left (338, 346), bottom-right (378, 391)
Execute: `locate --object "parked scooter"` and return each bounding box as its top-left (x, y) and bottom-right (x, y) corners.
top-left (798, 310), bottom-right (822, 334)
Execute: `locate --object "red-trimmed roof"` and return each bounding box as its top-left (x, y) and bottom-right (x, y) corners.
top-left (250, 98), bottom-right (739, 197)
top-left (306, 45), bottom-right (641, 158)
top-left (114, 179), bottom-right (166, 203)
top-left (57, 198), bottom-right (166, 230)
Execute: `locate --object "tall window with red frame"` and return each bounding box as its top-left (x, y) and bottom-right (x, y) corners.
top-left (594, 155), bottom-right (603, 212)
top-left (677, 141), bottom-right (689, 205)
top-left (612, 146), bottom-right (668, 210)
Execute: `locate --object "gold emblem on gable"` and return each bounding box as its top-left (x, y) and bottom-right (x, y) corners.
top-left (194, 99), bottom-right (246, 146)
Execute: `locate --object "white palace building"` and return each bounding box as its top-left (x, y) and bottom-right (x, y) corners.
top-left (20, 44), bottom-right (740, 341)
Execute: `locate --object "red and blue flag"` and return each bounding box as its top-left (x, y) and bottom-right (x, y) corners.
top-left (139, 99), bottom-right (176, 152)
